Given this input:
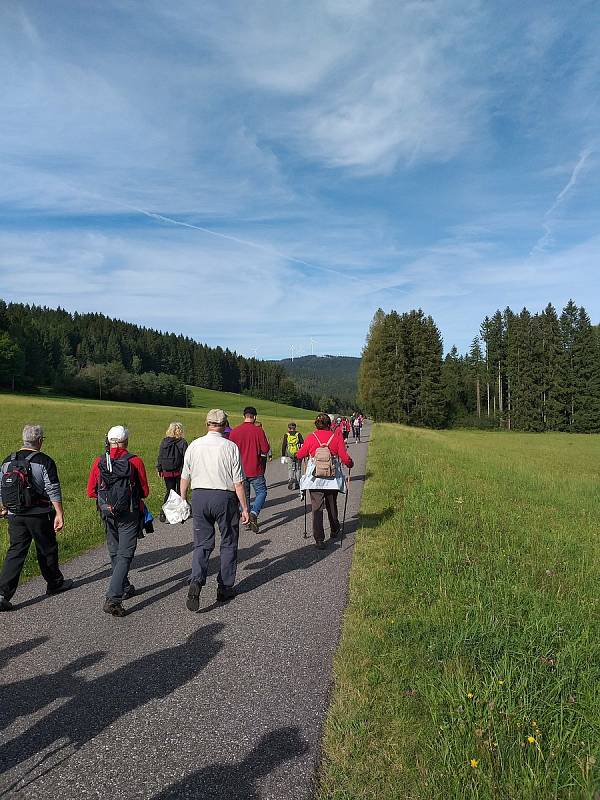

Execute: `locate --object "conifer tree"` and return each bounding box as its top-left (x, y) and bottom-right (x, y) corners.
top-left (572, 307), bottom-right (600, 432)
top-left (358, 309), bottom-right (386, 419)
top-left (540, 303), bottom-right (567, 430)
top-left (560, 299), bottom-right (579, 429)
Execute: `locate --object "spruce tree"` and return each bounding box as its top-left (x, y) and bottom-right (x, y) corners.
top-left (572, 307), bottom-right (600, 432)
top-left (358, 309), bottom-right (386, 420)
top-left (540, 303), bottom-right (567, 430)
top-left (467, 337), bottom-right (484, 418)
top-left (560, 299), bottom-right (579, 429)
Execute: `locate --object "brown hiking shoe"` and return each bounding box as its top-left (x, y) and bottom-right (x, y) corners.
top-left (103, 599), bottom-right (127, 617)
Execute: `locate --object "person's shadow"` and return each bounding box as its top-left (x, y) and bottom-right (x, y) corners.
top-left (150, 726), bottom-right (309, 799)
top-left (0, 652), bottom-right (104, 734)
top-left (0, 623), bottom-right (225, 780)
top-left (0, 637), bottom-right (48, 670)
top-left (235, 541), bottom-right (334, 595)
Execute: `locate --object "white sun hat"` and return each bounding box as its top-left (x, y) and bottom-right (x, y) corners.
top-left (107, 425), bottom-right (129, 443)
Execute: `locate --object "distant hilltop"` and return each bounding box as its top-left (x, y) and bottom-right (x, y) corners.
top-left (274, 354), bottom-right (360, 407)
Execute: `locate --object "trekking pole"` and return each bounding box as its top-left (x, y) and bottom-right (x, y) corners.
top-left (341, 468), bottom-right (351, 543)
top-left (303, 490), bottom-right (308, 539)
top-left (301, 458), bottom-right (309, 539)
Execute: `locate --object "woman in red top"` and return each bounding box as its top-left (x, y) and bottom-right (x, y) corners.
top-left (296, 413), bottom-right (353, 549)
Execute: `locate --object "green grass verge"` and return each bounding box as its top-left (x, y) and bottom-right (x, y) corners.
top-left (318, 424), bottom-right (600, 799)
top-left (0, 390), bottom-right (316, 583)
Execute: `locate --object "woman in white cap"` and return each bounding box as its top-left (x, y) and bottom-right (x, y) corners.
top-left (86, 425), bottom-right (149, 617)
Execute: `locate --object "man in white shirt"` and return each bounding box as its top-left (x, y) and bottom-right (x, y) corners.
top-left (180, 409), bottom-right (249, 610)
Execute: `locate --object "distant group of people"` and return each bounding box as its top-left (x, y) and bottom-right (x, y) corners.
top-left (0, 407), bottom-right (364, 616)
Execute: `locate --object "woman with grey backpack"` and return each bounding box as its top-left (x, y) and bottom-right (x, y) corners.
top-left (296, 413), bottom-right (353, 549)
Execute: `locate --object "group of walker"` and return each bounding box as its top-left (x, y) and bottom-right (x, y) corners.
top-left (0, 408), bottom-right (363, 616)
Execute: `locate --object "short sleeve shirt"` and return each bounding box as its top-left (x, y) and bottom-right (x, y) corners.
top-left (181, 432), bottom-right (244, 490)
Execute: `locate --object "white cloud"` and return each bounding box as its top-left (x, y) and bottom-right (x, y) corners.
top-left (2, 0), bottom-right (600, 360)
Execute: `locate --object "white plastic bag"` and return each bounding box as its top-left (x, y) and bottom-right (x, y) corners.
top-left (162, 489), bottom-right (191, 524)
top-left (280, 456), bottom-right (286, 464)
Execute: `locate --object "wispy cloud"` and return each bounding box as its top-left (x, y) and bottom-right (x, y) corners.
top-left (2, 0), bottom-right (600, 357)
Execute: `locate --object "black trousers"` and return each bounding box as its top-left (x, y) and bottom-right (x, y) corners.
top-left (0, 513), bottom-right (64, 600)
top-left (163, 476), bottom-right (181, 504)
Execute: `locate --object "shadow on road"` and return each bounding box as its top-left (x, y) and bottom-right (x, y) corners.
top-left (127, 539), bottom-right (272, 614)
top-left (0, 637), bottom-right (48, 670)
top-left (0, 623), bottom-right (225, 784)
top-left (150, 726), bottom-right (309, 800)
top-left (236, 541), bottom-right (334, 594)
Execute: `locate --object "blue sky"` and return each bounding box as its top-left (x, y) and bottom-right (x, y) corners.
top-left (1, 0), bottom-right (600, 359)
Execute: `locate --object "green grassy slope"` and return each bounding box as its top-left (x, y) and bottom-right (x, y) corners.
top-left (319, 425), bottom-right (600, 799)
top-left (186, 385), bottom-right (315, 420)
top-left (0, 390), bottom-right (315, 583)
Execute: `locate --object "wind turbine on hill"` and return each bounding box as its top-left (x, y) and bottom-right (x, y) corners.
top-left (310, 337), bottom-right (317, 357)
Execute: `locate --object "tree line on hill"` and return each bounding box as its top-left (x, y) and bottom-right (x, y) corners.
top-left (276, 355), bottom-right (360, 411)
top-left (0, 301), bottom-right (317, 409)
top-left (359, 300), bottom-right (600, 432)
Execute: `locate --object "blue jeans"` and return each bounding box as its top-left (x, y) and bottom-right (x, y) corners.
top-left (244, 475), bottom-right (267, 517)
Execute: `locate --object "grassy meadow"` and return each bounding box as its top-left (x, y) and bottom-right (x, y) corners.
top-left (319, 425), bottom-right (600, 799)
top-left (0, 390), bottom-right (315, 580)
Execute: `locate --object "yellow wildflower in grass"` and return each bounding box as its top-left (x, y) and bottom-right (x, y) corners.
top-left (498, 679), bottom-right (505, 685)
top-left (527, 736), bottom-right (536, 744)
top-left (467, 692), bottom-right (474, 699)
top-left (531, 721), bottom-right (537, 727)
top-left (470, 759), bottom-right (478, 768)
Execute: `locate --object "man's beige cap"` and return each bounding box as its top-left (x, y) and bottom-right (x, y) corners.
top-left (206, 408), bottom-right (228, 425)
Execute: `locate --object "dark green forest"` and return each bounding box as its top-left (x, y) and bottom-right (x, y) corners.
top-left (277, 355), bottom-right (360, 409)
top-left (359, 301), bottom-right (600, 432)
top-left (0, 301), bottom-right (317, 409)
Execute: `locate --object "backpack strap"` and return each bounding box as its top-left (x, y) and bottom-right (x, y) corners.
top-left (25, 452), bottom-right (38, 463)
top-left (326, 434), bottom-right (335, 447)
top-left (312, 432), bottom-right (322, 448)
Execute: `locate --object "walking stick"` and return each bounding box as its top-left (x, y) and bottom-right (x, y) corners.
top-left (341, 468), bottom-right (351, 543)
top-left (301, 459), bottom-right (309, 539)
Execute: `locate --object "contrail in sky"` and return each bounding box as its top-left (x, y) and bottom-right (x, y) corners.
top-left (531, 147), bottom-right (594, 255)
top-left (71, 185), bottom-right (359, 283)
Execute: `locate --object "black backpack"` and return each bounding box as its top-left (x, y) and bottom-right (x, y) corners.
top-left (97, 453), bottom-right (139, 517)
top-left (1, 452), bottom-right (39, 513)
top-left (158, 438), bottom-right (184, 472)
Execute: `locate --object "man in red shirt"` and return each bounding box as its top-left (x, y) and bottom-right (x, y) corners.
top-left (297, 413), bottom-right (353, 549)
top-left (87, 425), bottom-right (149, 617)
top-left (229, 406), bottom-right (270, 533)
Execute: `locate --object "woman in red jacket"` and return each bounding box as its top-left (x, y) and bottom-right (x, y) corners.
top-left (297, 413), bottom-right (353, 549)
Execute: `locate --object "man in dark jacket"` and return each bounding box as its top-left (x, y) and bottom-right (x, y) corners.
top-left (0, 424), bottom-right (73, 611)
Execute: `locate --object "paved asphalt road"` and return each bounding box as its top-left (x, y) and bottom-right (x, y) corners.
top-left (0, 425), bottom-right (370, 800)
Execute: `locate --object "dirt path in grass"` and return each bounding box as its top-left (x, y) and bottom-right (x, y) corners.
top-left (0, 425), bottom-right (370, 800)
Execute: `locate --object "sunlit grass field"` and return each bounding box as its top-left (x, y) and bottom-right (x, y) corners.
top-left (0, 390), bottom-right (315, 580)
top-left (319, 425), bottom-right (600, 799)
